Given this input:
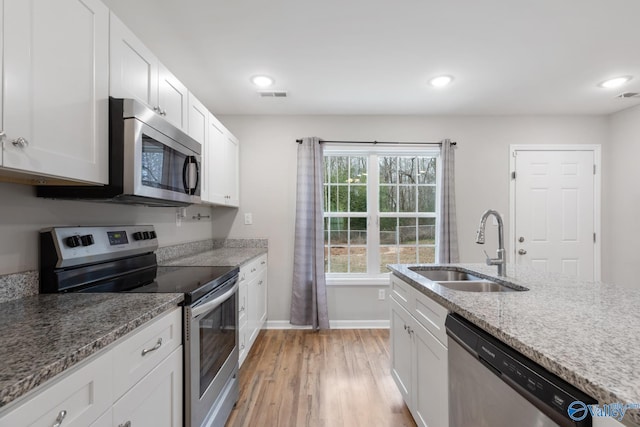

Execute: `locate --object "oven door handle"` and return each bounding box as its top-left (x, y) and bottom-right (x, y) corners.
top-left (191, 281), bottom-right (238, 319)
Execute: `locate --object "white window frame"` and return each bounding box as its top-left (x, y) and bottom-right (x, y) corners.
top-left (323, 144), bottom-right (441, 286)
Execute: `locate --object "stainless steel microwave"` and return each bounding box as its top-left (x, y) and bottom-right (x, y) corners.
top-left (37, 98), bottom-right (201, 206)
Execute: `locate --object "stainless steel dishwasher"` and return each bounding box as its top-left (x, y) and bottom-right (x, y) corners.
top-left (446, 314), bottom-right (596, 427)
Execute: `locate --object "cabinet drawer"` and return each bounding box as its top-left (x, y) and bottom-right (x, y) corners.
top-left (0, 351), bottom-right (112, 427)
top-left (390, 275), bottom-right (413, 311)
top-left (112, 308), bottom-right (182, 399)
top-left (240, 254), bottom-right (267, 283)
top-left (413, 290), bottom-right (448, 347)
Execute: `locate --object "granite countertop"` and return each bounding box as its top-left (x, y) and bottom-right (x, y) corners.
top-left (160, 247), bottom-right (267, 267)
top-left (0, 293), bottom-right (183, 410)
top-left (389, 263), bottom-right (640, 427)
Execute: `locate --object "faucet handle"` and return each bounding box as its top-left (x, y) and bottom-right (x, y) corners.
top-left (483, 249), bottom-right (492, 260)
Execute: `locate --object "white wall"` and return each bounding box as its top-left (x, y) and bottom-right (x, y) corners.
top-left (0, 182), bottom-right (214, 275)
top-left (214, 114), bottom-right (609, 324)
top-left (602, 104), bottom-right (640, 287)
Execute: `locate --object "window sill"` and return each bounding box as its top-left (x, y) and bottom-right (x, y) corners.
top-left (326, 274), bottom-right (391, 287)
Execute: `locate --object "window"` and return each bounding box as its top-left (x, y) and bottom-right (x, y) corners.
top-left (323, 146), bottom-right (439, 279)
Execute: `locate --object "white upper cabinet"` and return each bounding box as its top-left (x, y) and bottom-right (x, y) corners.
top-left (109, 12), bottom-right (158, 109)
top-left (110, 13), bottom-right (188, 132)
top-left (158, 64), bottom-right (188, 131)
top-left (207, 114), bottom-right (239, 207)
top-left (1, 0), bottom-right (109, 184)
top-left (188, 93), bottom-right (210, 201)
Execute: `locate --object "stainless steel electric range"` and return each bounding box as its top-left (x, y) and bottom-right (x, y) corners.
top-left (39, 225), bottom-right (239, 427)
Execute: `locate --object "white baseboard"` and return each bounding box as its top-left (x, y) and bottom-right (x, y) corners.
top-left (265, 319), bottom-right (390, 329)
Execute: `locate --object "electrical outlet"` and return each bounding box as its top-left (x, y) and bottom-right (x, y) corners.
top-left (244, 213), bottom-right (253, 225)
top-left (378, 289), bottom-right (386, 300)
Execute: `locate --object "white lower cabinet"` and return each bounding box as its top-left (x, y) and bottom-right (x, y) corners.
top-left (238, 253), bottom-right (268, 366)
top-left (0, 308), bottom-right (183, 427)
top-left (113, 347), bottom-right (182, 427)
top-left (390, 275), bottom-right (449, 427)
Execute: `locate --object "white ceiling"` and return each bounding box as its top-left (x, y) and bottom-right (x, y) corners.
top-left (102, 0), bottom-right (640, 115)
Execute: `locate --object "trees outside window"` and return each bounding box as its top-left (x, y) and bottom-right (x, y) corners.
top-left (324, 149), bottom-right (439, 276)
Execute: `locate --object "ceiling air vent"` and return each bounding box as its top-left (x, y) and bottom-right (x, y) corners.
top-left (259, 90), bottom-right (288, 98)
top-left (616, 92), bottom-right (640, 98)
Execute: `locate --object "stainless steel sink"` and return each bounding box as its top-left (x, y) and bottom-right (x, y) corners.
top-left (408, 267), bottom-right (482, 281)
top-left (437, 280), bottom-right (518, 292)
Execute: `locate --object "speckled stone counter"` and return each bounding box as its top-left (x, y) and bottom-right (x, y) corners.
top-left (0, 293), bottom-right (183, 409)
top-left (389, 263), bottom-right (640, 427)
top-left (160, 247), bottom-right (267, 267)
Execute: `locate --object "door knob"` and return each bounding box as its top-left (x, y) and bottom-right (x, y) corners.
top-left (518, 237), bottom-right (525, 243)
top-left (11, 137), bottom-right (28, 147)
top-left (518, 249), bottom-right (527, 255)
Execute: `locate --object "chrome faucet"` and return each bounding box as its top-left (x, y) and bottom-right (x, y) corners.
top-left (475, 209), bottom-right (506, 276)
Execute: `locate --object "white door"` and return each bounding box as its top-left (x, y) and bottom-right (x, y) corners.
top-left (158, 63), bottom-right (188, 131)
top-left (513, 148), bottom-right (598, 281)
top-left (3, 0), bottom-right (109, 184)
top-left (188, 94), bottom-right (210, 202)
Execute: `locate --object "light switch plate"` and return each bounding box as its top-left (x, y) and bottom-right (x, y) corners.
top-left (244, 213), bottom-right (253, 225)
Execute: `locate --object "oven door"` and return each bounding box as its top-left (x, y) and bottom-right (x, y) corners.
top-left (184, 276), bottom-right (239, 427)
top-left (123, 117), bottom-right (201, 204)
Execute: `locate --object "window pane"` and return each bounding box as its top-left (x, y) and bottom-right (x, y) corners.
top-left (349, 186), bottom-right (367, 212)
top-left (398, 247), bottom-right (418, 264)
top-left (418, 186), bottom-right (436, 213)
top-left (350, 157), bottom-right (367, 184)
top-left (330, 218), bottom-right (347, 244)
top-left (349, 218), bottom-right (367, 244)
top-left (418, 246), bottom-right (435, 264)
top-left (399, 218), bottom-right (417, 244)
top-left (418, 157), bottom-right (436, 184)
top-left (380, 247), bottom-right (398, 272)
top-left (380, 217), bottom-right (397, 244)
top-left (327, 185), bottom-right (348, 212)
top-left (418, 218), bottom-right (436, 244)
top-left (398, 186), bottom-right (416, 212)
top-left (379, 185), bottom-right (396, 212)
top-left (398, 157), bottom-right (417, 184)
top-left (335, 157), bottom-right (348, 183)
top-left (379, 157), bottom-right (397, 184)
top-left (350, 247), bottom-right (367, 273)
top-left (329, 246), bottom-right (348, 273)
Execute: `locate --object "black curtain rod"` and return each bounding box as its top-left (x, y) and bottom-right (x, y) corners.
top-left (295, 139), bottom-right (456, 146)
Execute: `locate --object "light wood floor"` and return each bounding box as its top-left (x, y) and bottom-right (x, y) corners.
top-left (226, 329), bottom-right (416, 427)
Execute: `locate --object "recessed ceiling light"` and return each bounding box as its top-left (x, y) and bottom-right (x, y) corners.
top-left (429, 75), bottom-right (453, 88)
top-left (251, 75), bottom-right (274, 88)
top-left (598, 76), bottom-right (632, 89)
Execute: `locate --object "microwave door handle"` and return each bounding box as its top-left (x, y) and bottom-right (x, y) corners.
top-left (191, 281), bottom-right (239, 319)
top-left (182, 156), bottom-right (198, 195)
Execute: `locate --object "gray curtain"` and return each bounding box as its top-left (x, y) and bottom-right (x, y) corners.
top-left (437, 139), bottom-right (460, 263)
top-left (290, 137), bottom-right (329, 329)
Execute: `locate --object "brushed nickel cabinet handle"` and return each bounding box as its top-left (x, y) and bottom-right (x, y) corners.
top-left (141, 338), bottom-right (162, 356)
top-left (11, 137), bottom-right (28, 147)
top-left (52, 410), bottom-right (67, 427)
top-left (118, 421), bottom-right (132, 427)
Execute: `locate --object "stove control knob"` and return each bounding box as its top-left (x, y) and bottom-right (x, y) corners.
top-left (132, 232), bottom-right (143, 241)
top-left (65, 235), bottom-right (81, 248)
top-left (80, 234), bottom-right (94, 246)
top-left (149, 231), bottom-right (157, 239)
top-left (143, 231), bottom-right (151, 240)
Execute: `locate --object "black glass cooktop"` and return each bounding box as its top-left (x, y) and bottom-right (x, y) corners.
top-left (76, 264), bottom-right (238, 304)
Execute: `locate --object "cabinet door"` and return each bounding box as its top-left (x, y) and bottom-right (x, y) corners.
top-left (413, 321), bottom-right (448, 427)
top-left (158, 63), bottom-right (188, 131)
top-left (256, 268), bottom-right (267, 328)
top-left (390, 297), bottom-right (413, 406)
top-left (89, 409), bottom-right (112, 427)
top-left (188, 93), bottom-right (210, 202)
top-left (113, 347), bottom-right (183, 427)
top-left (109, 12), bottom-right (158, 109)
top-left (3, 0), bottom-right (109, 184)
top-left (207, 114), bottom-right (229, 205)
top-left (225, 133), bottom-right (240, 207)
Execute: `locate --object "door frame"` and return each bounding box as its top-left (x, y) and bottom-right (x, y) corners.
top-left (509, 144), bottom-right (602, 281)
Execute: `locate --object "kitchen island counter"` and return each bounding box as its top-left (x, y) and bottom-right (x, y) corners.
top-left (389, 263), bottom-right (640, 427)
